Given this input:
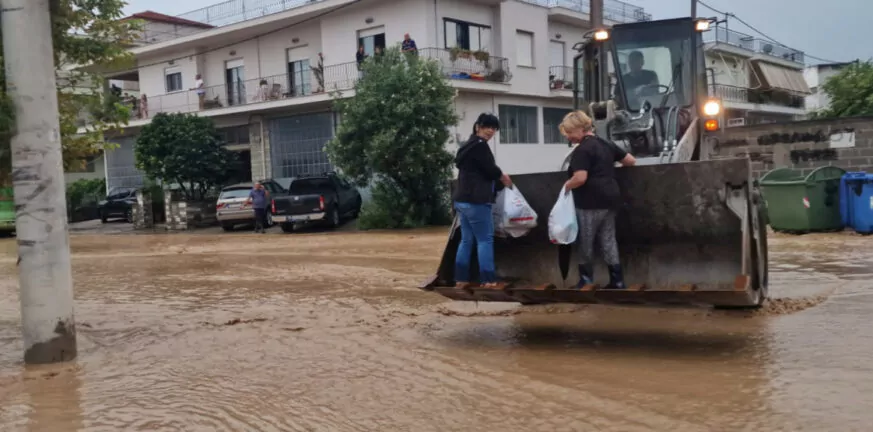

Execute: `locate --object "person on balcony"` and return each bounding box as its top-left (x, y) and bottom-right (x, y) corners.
top-left (193, 74), bottom-right (205, 109)
top-left (139, 94), bottom-right (148, 119)
top-left (402, 33), bottom-right (418, 56)
top-left (356, 44), bottom-right (368, 79)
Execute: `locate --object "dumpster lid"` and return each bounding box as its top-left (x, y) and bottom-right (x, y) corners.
top-left (761, 166), bottom-right (846, 185)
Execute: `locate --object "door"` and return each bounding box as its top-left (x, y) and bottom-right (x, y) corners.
top-left (550, 40), bottom-right (567, 80)
top-left (358, 26), bottom-right (386, 56)
top-left (226, 59), bottom-right (245, 106)
top-left (331, 176), bottom-right (355, 213)
top-left (287, 47), bottom-right (311, 96)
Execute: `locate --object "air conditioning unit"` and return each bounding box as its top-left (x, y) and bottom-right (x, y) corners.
top-left (727, 117), bottom-right (746, 127)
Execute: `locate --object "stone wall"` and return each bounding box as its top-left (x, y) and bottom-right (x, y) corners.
top-left (164, 191), bottom-right (218, 231)
top-left (702, 116), bottom-right (873, 178)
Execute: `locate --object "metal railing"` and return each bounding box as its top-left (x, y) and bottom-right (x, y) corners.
top-left (712, 84), bottom-right (805, 109)
top-left (136, 61), bottom-right (358, 118)
top-left (522, 0), bottom-right (651, 23)
top-left (136, 0), bottom-right (330, 44)
top-left (418, 48), bottom-right (512, 83)
top-left (548, 65), bottom-right (575, 90)
top-left (704, 27), bottom-right (805, 64)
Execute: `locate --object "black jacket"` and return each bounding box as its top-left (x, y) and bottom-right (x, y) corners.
top-left (453, 135), bottom-right (504, 204)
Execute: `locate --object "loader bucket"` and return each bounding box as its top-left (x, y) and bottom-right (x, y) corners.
top-left (420, 157), bottom-right (768, 308)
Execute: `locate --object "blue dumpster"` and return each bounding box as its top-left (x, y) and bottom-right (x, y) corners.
top-left (842, 172), bottom-right (873, 234)
top-left (840, 172), bottom-right (867, 228)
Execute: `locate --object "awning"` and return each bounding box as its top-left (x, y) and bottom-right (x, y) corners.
top-left (752, 61), bottom-right (811, 95)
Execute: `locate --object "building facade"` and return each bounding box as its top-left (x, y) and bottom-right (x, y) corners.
top-left (702, 26), bottom-right (810, 127)
top-left (804, 61), bottom-right (856, 115)
top-left (92, 0), bottom-right (653, 190)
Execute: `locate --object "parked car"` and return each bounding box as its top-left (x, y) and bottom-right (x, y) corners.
top-left (98, 186), bottom-right (138, 223)
top-left (216, 179), bottom-right (286, 231)
top-left (272, 172), bottom-right (362, 233)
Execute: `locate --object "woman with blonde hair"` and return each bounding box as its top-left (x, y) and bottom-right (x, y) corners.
top-left (561, 110), bottom-right (636, 289)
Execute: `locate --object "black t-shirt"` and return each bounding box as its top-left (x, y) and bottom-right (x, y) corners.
top-left (567, 136), bottom-right (629, 210)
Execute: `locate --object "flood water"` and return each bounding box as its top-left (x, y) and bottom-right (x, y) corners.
top-left (1, 228), bottom-right (872, 431)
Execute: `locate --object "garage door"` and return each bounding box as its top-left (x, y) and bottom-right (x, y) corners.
top-left (105, 136), bottom-right (145, 190)
top-left (268, 112), bottom-right (335, 178)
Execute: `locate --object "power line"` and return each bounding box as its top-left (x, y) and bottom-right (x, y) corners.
top-left (117, 0), bottom-right (363, 72)
top-left (698, 0), bottom-right (843, 65)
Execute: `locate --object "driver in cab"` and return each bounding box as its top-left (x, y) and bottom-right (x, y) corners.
top-left (623, 51), bottom-right (659, 89)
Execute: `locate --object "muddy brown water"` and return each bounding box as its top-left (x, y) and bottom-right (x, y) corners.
top-left (1, 228), bottom-right (872, 431)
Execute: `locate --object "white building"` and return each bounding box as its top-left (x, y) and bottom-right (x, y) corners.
top-left (804, 61), bottom-right (856, 114)
top-left (702, 26), bottom-right (811, 127)
top-left (91, 0), bottom-right (652, 190)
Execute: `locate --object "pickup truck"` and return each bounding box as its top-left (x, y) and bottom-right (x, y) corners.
top-left (272, 173), bottom-right (362, 233)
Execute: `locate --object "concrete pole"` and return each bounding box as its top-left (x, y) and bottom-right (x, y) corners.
top-left (591, 0), bottom-right (604, 28)
top-left (691, 0), bottom-right (698, 18)
top-left (1, 0), bottom-right (77, 364)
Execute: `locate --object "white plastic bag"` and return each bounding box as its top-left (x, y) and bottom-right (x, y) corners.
top-left (548, 189), bottom-right (578, 245)
top-left (494, 186), bottom-right (538, 238)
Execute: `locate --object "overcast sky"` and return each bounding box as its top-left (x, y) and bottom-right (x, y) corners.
top-left (123, 0), bottom-right (870, 65)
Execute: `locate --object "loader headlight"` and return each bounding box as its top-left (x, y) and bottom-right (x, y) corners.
top-left (703, 100), bottom-right (721, 117)
top-left (695, 19), bottom-right (712, 32)
top-left (594, 29), bottom-right (610, 41)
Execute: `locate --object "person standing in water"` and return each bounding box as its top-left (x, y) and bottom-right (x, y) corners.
top-left (560, 110), bottom-right (636, 289)
top-left (452, 113), bottom-right (512, 290)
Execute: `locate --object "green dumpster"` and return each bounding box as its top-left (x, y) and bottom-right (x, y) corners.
top-left (759, 166), bottom-right (846, 232)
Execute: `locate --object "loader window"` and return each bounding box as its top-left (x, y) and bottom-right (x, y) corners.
top-left (612, 25), bottom-right (693, 112)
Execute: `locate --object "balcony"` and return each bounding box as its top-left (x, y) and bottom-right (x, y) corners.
top-left (704, 28), bottom-right (805, 65)
top-left (522, 0), bottom-right (651, 24)
top-left (549, 66), bottom-right (576, 92)
top-left (419, 48), bottom-right (512, 84)
top-left (132, 61), bottom-right (358, 119)
top-left (81, 48), bottom-right (511, 126)
top-left (136, 0), bottom-right (331, 45)
top-left (713, 84), bottom-right (805, 111)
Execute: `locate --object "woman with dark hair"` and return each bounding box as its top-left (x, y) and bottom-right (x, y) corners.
top-left (453, 113), bottom-right (512, 290)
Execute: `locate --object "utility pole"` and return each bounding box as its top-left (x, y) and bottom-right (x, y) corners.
top-left (591, 0), bottom-right (604, 28)
top-left (691, 0), bottom-right (698, 18)
top-left (1, 0), bottom-right (77, 364)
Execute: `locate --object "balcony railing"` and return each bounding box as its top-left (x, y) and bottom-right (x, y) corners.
top-left (712, 84), bottom-right (805, 109)
top-left (704, 27), bottom-right (805, 64)
top-left (83, 49), bottom-right (512, 123)
top-left (133, 61), bottom-right (358, 119)
top-left (549, 65), bottom-right (576, 90)
top-left (419, 48), bottom-right (512, 83)
top-left (137, 0), bottom-right (329, 45)
top-left (522, 0), bottom-right (651, 23)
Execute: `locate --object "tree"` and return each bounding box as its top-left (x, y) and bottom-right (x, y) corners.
top-left (326, 45), bottom-right (458, 229)
top-left (813, 60), bottom-right (873, 119)
top-left (0, 0), bottom-right (141, 181)
top-left (135, 113), bottom-right (237, 201)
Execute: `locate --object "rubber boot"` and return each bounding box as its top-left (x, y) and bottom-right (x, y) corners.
top-left (605, 264), bottom-right (627, 290)
top-left (576, 264), bottom-right (594, 289)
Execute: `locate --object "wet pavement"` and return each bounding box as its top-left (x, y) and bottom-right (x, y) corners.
top-left (0, 228), bottom-right (872, 431)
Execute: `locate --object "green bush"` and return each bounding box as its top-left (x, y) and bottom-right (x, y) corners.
top-left (357, 179), bottom-right (452, 230)
top-left (66, 178), bottom-right (106, 209)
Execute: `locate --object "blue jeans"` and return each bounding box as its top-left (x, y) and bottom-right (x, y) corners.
top-left (454, 202), bottom-right (496, 284)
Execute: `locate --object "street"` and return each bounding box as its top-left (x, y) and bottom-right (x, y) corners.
top-left (0, 227), bottom-right (871, 431)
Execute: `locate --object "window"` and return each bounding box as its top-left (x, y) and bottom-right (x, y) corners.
top-left (218, 125), bottom-right (250, 146)
top-left (543, 107), bottom-right (572, 144)
top-left (358, 26), bottom-right (386, 56)
top-left (444, 19), bottom-right (491, 51)
top-left (516, 31), bottom-right (534, 67)
top-left (549, 41), bottom-right (565, 67)
top-left (498, 105), bottom-right (538, 144)
top-left (164, 67), bottom-right (182, 92)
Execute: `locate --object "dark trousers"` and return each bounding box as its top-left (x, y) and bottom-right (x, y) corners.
top-left (254, 207), bottom-right (268, 230)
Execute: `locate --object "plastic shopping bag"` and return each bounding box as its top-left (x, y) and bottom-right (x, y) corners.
top-left (495, 186), bottom-right (538, 238)
top-left (548, 189), bottom-right (578, 245)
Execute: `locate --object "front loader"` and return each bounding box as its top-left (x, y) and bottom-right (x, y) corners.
top-left (420, 17), bottom-right (769, 309)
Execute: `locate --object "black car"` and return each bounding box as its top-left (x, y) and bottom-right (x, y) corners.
top-left (272, 172), bottom-right (362, 233)
top-left (98, 186), bottom-right (138, 223)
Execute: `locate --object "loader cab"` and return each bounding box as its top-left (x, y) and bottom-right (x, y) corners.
top-left (573, 18), bottom-right (719, 160)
